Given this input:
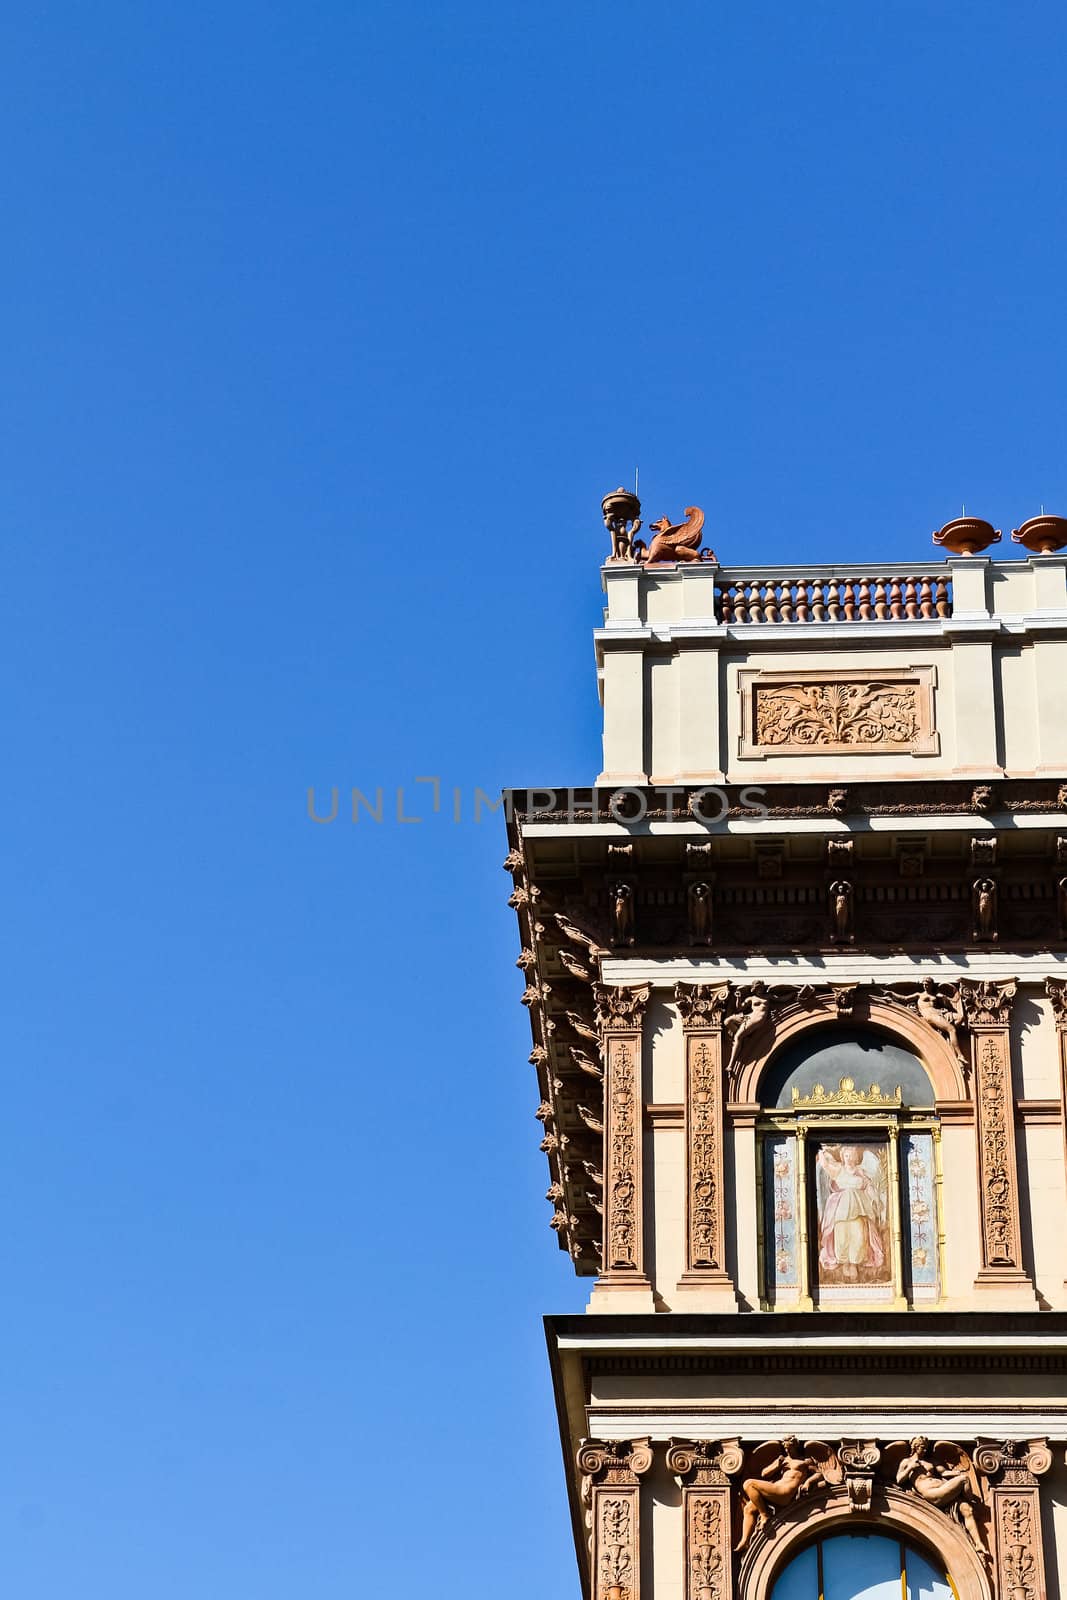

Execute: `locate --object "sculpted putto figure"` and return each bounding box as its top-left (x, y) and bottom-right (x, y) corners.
top-left (897, 978), bottom-right (967, 1067)
top-left (734, 1436), bottom-right (834, 1552)
top-left (887, 1438), bottom-right (988, 1559)
top-left (724, 981), bottom-right (773, 1073)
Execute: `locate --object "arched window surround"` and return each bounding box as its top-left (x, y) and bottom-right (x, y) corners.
top-left (740, 1491), bottom-right (990, 1600)
top-left (734, 994), bottom-right (968, 1108)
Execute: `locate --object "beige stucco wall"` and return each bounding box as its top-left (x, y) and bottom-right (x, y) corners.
top-left (597, 554), bottom-right (1067, 785)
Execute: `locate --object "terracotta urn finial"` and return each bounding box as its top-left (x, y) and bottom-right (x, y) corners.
top-left (602, 487), bottom-right (642, 563)
top-left (1011, 515), bottom-right (1067, 555)
top-left (932, 517), bottom-right (1001, 556)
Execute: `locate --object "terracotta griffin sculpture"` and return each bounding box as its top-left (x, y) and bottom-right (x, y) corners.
top-left (637, 506), bottom-right (714, 565)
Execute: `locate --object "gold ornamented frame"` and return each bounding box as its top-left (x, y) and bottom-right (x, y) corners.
top-left (755, 1108), bottom-right (945, 1313)
top-left (738, 665), bottom-right (939, 759)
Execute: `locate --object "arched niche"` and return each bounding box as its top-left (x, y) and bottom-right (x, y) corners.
top-left (733, 995), bottom-right (968, 1107)
top-left (740, 1489), bottom-right (991, 1600)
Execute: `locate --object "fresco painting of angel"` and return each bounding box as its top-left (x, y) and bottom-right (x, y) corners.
top-left (815, 1142), bottom-right (889, 1284)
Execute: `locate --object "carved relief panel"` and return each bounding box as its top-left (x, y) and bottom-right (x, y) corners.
top-left (675, 984), bottom-right (738, 1308)
top-left (738, 666), bottom-right (939, 759)
top-left (593, 984), bottom-right (651, 1288)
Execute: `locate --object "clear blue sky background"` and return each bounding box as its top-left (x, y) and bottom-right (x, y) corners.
top-left (1, 3), bottom-right (1065, 1596)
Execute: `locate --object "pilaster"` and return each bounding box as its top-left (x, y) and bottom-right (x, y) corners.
top-left (974, 1438), bottom-right (1052, 1600)
top-left (589, 984), bottom-right (656, 1312)
top-left (667, 1438), bottom-right (742, 1600)
top-left (1046, 979), bottom-right (1067, 1286)
top-left (959, 979), bottom-right (1038, 1307)
top-left (577, 1438), bottom-right (652, 1600)
top-left (673, 984), bottom-right (741, 1310)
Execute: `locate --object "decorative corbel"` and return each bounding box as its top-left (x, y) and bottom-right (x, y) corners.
top-left (974, 1438), bottom-right (1052, 1600)
top-left (838, 1440), bottom-right (880, 1512)
top-left (577, 1439), bottom-right (653, 1600)
top-left (667, 1438), bottom-right (743, 1600)
top-left (958, 979), bottom-right (1035, 1302)
top-left (674, 983), bottom-right (739, 1309)
top-left (591, 984), bottom-right (653, 1304)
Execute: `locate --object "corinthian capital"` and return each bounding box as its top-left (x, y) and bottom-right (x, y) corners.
top-left (959, 977), bottom-right (1017, 1028)
top-left (1046, 976), bottom-right (1067, 1026)
top-left (674, 982), bottom-right (731, 1029)
top-left (593, 983), bottom-right (651, 1033)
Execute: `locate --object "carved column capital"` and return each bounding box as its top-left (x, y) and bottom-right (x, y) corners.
top-left (675, 982), bottom-right (732, 1030)
top-left (667, 1438), bottom-right (744, 1485)
top-left (593, 982), bottom-right (651, 1033)
top-left (1046, 975), bottom-right (1067, 1027)
top-left (958, 977), bottom-right (1018, 1029)
top-left (974, 1437), bottom-right (1053, 1484)
top-left (577, 1438), bottom-right (653, 1485)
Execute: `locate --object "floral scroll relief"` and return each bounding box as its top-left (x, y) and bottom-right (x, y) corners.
top-left (755, 682), bottom-right (920, 748)
top-left (607, 1044), bottom-right (639, 1270)
top-left (689, 1040), bottom-right (721, 1270)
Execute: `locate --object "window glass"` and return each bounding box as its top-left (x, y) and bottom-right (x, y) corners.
top-left (769, 1541), bottom-right (817, 1600)
top-left (905, 1545), bottom-right (954, 1600)
top-left (821, 1533), bottom-right (903, 1600)
top-left (770, 1533), bottom-right (952, 1600)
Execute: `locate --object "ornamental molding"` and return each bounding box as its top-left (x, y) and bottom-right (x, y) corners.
top-left (738, 665), bottom-right (939, 759)
top-left (790, 1075), bottom-right (902, 1110)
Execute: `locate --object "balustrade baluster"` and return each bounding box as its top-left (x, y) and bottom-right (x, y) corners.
top-left (764, 582), bottom-right (780, 624)
top-left (796, 580), bottom-right (811, 622)
top-left (842, 582), bottom-right (856, 622)
top-left (919, 577), bottom-right (934, 619)
top-left (889, 578), bottom-right (904, 619)
top-left (730, 583), bottom-right (747, 623)
top-left (718, 585), bottom-right (733, 623)
top-left (903, 578), bottom-right (919, 619)
top-left (935, 577), bottom-right (951, 618)
top-left (873, 579), bottom-right (889, 619)
top-left (779, 582), bottom-right (795, 623)
top-left (858, 578), bottom-right (873, 620)
top-left (747, 581), bottom-right (763, 623)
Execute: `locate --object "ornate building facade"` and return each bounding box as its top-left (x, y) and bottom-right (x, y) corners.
top-left (505, 500), bottom-right (1067, 1600)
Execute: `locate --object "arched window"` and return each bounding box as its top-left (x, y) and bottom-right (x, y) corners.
top-left (771, 1531), bottom-right (953, 1600)
top-left (759, 1026), bottom-right (941, 1308)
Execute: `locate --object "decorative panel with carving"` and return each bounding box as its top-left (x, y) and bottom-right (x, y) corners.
top-left (739, 667), bottom-right (938, 759)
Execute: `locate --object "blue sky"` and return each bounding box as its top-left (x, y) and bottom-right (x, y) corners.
top-left (1, 2), bottom-right (1065, 1595)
